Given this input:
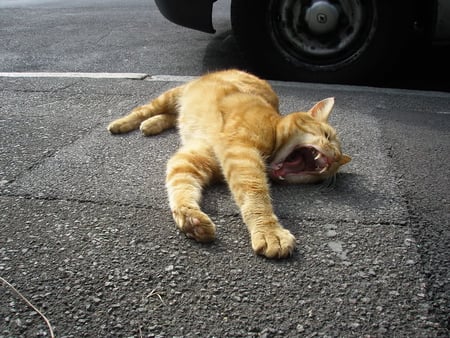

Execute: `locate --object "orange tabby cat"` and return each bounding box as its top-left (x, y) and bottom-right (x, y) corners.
top-left (108, 69), bottom-right (351, 259)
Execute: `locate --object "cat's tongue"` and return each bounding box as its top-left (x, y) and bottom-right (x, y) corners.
top-left (272, 156), bottom-right (306, 178)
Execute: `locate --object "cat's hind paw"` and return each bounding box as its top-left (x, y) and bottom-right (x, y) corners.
top-left (140, 115), bottom-right (177, 136)
top-left (251, 227), bottom-right (296, 259)
top-left (172, 207), bottom-right (216, 243)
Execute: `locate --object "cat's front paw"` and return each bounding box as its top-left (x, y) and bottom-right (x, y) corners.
top-left (251, 226), bottom-right (296, 259)
top-left (172, 207), bottom-right (216, 243)
top-left (107, 118), bottom-right (138, 134)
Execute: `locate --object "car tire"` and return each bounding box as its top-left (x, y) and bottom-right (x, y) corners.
top-left (231, 0), bottom-right (416, 84)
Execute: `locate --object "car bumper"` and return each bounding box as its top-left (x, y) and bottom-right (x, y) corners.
top-left (154, 0), bottom-right (216, 33)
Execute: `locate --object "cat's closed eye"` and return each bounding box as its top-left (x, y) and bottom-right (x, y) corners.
top-left (323, 127), bottom-right (336, 141)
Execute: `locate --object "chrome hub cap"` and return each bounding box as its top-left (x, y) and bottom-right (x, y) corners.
top-left (305, 1), bottom-right (339, 35)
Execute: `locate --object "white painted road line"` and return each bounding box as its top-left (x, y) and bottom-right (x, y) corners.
top-left (0, 72), bottom-right (148, 79)
top-left (1, 72), bottom-right (449, 99)
top-left (146, 74), bottom-right (198, 82)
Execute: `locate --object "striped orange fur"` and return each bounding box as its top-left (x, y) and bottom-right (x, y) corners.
top-left (108, 69), bottom-right (351, 259)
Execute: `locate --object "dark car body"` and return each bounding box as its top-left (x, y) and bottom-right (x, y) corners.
top-left (154, 0), bottom-right (216, 33)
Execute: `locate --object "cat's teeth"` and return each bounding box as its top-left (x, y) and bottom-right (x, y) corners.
top-left (314, 153), bottom-right (322, 161)
top-left (278, 176), bottom-right (285, 180)
top-left (319, 167), bottom-right (327, 174)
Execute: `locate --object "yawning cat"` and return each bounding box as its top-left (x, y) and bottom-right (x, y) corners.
top-left (108, 69), bottom-right (351, 259)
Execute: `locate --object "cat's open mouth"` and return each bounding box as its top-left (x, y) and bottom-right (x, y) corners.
top-left (270, 146), bottom-right (331, 181)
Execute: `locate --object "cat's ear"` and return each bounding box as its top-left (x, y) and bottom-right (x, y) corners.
top-left (308, 97), bottom-right (334, 122)
top-left (339, 154), bottom-right (352, 166)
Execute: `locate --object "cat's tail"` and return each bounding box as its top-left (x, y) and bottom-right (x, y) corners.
top-left (108, 85), bottom-right (183, 135)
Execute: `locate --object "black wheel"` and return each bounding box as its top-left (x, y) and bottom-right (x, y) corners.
top-left (231, 0), bottom-right (416, 84)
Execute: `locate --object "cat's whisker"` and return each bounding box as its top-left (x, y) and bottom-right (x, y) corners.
top-left (319, 174), bottom-right (337, 192)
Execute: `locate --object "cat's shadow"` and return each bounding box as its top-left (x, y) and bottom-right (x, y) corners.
top-left (201, 172), bottom-right (386, 223)
top-left (271, 172), bottom-right (390, 218)
top-left (203, 173), bottom-right (366, 210)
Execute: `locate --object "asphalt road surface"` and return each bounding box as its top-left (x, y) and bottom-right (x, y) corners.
top-left (1, 0), bottom-right (449, 337)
